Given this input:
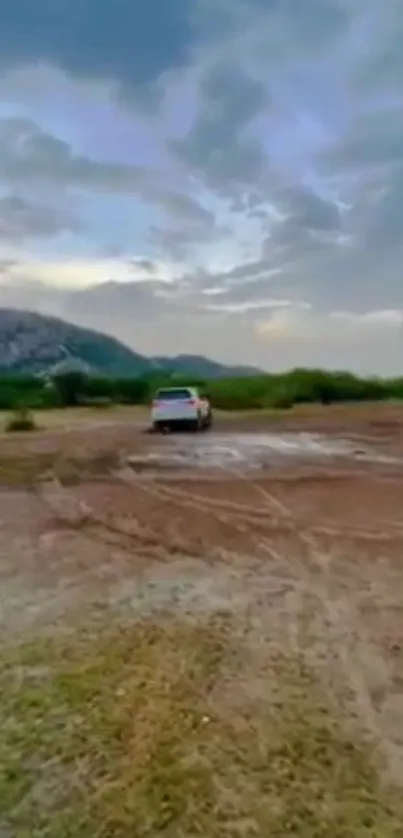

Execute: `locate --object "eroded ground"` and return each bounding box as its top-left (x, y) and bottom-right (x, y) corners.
top-left (2, 404), bottom-right (403, 835)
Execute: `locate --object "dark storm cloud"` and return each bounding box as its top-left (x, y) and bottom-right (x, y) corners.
top-left (0, 258), bottom-right (19, 275)
top-left (127, 258), bottom-right (159, 274)
top-left (321, 104), bottom-right (403, 268)
top-left (0, 0), bottom-right (401, 373)
top-left (202, 274), bottom-right (289, 309)
top-left (149, 221), bottom-right (223, 261)
top-left (216, 260), bottom-right (268, 283)
top-left (64, 280), bottom-right (173, 320)
top-left (236, 85), bottom-right (403, 316)
top-left (170, 1), bottom-right (349, 199)
top-left (268, 0), bottom-right (349, 50)
top-left (0, 117), bottom-right (146, 190)
top-left (171, 62), bottom-right (269, 198)
top-left (149, 226), bottom-right (193, 260)
top-left (0, 0), bottom-right (194, 97)
top-left (194, 0), bottom-right (349, 57)
top-left (0, 117), bottom-right (213, 227)
top-left (274, 186), bottom-right (342, 233)
top-left (0, 0), bottom-right (349, 94)
top-left (322, 109), bottom-right (403, 172)
top-left (153, 190), bottom-right (215, 228)
top-left (0, 272), bottom-right (188, 322)
top-left (363, 171), bottom-right (403, 250)
top-left (0, 195), bottom-right (80, 240)
top-left (354, 1), bottom-right (403, 95)
top-left (188, 186), bottom-right (344, 306)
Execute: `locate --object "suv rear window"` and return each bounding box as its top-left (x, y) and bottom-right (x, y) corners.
top-left (155, 388), bottom-right (192, 401)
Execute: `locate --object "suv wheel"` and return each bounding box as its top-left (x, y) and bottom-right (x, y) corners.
top-left (203, 408), bottom-right (213, 430)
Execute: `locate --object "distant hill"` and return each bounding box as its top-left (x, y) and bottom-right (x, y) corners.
top-left (151, 355), bottom-right (261, 379)
top-left (0, 309), bottom-right (261, 379)
top-left (0, 309), bottom-right (151, 376)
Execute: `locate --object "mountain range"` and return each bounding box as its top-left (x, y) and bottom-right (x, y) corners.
top-left (0, 308), bottom-right (260, 378)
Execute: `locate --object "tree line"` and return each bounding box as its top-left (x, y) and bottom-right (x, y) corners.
top-left (0, 368), bottom-right (403, 412)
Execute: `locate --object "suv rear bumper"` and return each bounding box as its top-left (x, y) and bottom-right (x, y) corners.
top-left (152, 412), bottom-right (212, 432)
top-left (151, 409), bottom-right (199, 424)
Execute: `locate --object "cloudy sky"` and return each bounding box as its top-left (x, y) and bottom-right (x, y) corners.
top-left (0, 0), bottom-right (402, 372)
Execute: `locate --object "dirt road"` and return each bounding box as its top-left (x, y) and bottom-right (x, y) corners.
top-left (2, 403), bottom-right (403, 835)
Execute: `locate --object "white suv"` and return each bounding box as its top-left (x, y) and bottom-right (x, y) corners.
top-left (151, 386), bottom-right (212, 432)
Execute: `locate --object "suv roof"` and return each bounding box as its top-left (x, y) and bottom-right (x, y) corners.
top-left (155, 386), bottom-right (195, 400)
top-left (155, 386), bottom-right (196, 392)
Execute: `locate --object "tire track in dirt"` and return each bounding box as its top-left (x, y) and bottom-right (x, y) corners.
top-left (211, 465), bottom-right (403, 780)
top-left (32, 461), bottom-right (403, 781)
top-left (113, 464), bottom-right (403, 780)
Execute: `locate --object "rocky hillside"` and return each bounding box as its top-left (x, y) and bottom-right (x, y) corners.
top-left (0, 309), bottom-right (260, 378)
top-left (152, 354), bottom-right (261, 379)
top-left (0, 309), bottom-right (151, 376)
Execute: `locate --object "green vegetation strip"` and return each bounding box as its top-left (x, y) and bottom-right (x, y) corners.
top-left (1, 367), bottom-right (403, 417)
top-left (1, 613), bottom-right (401, 836)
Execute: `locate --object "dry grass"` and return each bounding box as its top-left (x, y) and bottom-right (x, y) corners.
top-left (0, 450), bottom-right (123, 486)
top-left (0, 400), bottom-right (399, 436)
top-left (0, 406), bottom-right (148, 486)
top-left (1, 611), bottom-right (402, 837)
top-left (2, 405), bottom-right (403, 835)
top-left (0, 405), bottom-right (147, 430)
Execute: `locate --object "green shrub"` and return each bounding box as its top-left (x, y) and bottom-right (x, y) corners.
top-left (267, 388), bottom-right (295, 410)
top-left (0, 368), bottom-right (401, 414)
top-left (52, 372), bottom-right (86, 407)
top-left (5, 406), bottom-right (37, 432)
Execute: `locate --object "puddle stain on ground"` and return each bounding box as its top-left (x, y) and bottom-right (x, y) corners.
top-left (127, 432), bottom-right (400, 473)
